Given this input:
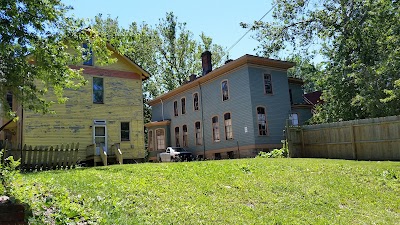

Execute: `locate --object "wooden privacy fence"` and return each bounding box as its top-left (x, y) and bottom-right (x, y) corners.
top-left (287, 115), bottom-right (400, 160)
top-left (3, 143), bottom-right (80, 171)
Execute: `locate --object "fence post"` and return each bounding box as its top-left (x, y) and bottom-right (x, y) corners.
top-left (301, 128), bottom-right (305, 157)
top-left (351, 125), bottom-right (358, 160)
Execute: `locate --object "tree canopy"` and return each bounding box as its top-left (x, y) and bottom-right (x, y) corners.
top-left (246, 0), bottom-right (400, 123)
top-left (0, 0), bottom-right (112, 118)
top-left (92, 13), bottom-right (227, 125)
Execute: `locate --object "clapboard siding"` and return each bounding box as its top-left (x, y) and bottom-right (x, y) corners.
top-left (23, 73), bottom-right (145, 161)
top-left (148, 60), bottom-right (311, 158)
top-left (289, 83), bottom-right (304, 104)
top-left (249, 67), bottom-right (292, 146)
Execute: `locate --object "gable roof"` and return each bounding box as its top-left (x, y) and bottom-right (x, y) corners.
top-left (148, 54), bottom-right (295, 106)
top-left (106, 43), bottom-right (151, 81)
top-left (304, 91), bottom-right (323, 106)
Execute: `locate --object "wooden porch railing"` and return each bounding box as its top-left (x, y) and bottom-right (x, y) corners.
top-left (99, 144), bottom-right (107, 166)
top-left (111, 143), bottom-right (123, 165)
top-left (3, 142), bottom-right (79, 171)
top-left (86, 143), bottom-right (96, 156)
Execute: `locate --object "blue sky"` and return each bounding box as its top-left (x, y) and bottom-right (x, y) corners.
top-left (62, 0), bottom-right (275, 60)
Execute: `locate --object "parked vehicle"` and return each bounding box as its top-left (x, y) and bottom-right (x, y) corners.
top-left (158, 147), bottom-right (193, 162)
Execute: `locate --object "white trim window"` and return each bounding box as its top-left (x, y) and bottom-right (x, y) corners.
top-left (224, 113), bottom-right (233, 140)
top-left (173, 101), bottom-right (178, 117)
top-left (257, 107), bottom-right (267, 136)
top-left (120, 122), bottom-right (130, 141)
top-left (156, 129), bottom-right (166, 150)
top-left (181, 97), bottom-right (186, 115)
top-left (195, 121), bottom-right (202, 145)
top-left (182, 125), bottom-right (188, 147)
top-left (175, 127), bottom-right (180, 147)
top-left (221, 80), bottom-right (229, 101)
top-left (193, 93), bottom-right (199, 111)
top-left (212, 116), bottom-right (220, 142)
top-left (264, 74), bottom-right (273, 94)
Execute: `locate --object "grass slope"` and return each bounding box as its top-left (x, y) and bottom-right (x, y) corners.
top-left (12, 158), bottom-right (400, 224)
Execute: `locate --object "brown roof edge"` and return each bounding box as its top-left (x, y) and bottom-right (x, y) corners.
top-left (148, 55), bottom-right (295, 106)
top-left (144, 120), bottom-right (171, 128)
top-left (288, 77), bottom-right (304, 84)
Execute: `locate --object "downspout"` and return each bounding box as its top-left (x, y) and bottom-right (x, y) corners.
top-left (160, 99), bottom-right (164, 121)
top-left (199, 83), bottom-right (206, 159)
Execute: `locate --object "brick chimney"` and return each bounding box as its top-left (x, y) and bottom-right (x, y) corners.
top-left (201, 51), bottom-right (212, 75)
top-left (189, 74), bottom-right (197, 82)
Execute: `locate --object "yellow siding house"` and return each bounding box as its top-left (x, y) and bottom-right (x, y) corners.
top-left (0, 44), bottom-right (150, 165)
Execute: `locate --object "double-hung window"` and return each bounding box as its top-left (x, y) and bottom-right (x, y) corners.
top-left (264, 74), bottom-right (273, 94)
top-left (181, 98), bottom-right (186, 115)
top-left (224, 113), bottom-right (233, 140)
top-left (221, 80), bottom-right (229, 101)
top-left (175, 127), bottom-right (180, 147)
top-left (195, 121), bottom-right (202, 145)
top-left (156, 129), bottom-right (165, 150)
top-left (173, 101), bottom-right (178, 116)
top-left (257, 107), bottom-right (267, 135)
top-left (193, 93), bottom-right (199, 111)
top-left (212, 116), bottom-right (220, 142)
top-left (121, 122), bottom-right (130, 141)
top-left (182, 125), bottom-right (188, 147)
top-left (93, 77), bottom-right (104, 104)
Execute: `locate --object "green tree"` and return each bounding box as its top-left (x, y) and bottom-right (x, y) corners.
top-left (0, 0), bottom-right (112, 120)
top-left (246, 0), bottom-right (400, 123)
top-left (92, 13), bottom-right (227, 122)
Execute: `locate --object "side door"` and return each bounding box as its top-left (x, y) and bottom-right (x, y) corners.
top-left (93, 120), bottom-right (107, 155)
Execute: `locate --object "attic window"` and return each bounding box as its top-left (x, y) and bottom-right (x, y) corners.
top-left (83, 43), bottom-right (93, 66)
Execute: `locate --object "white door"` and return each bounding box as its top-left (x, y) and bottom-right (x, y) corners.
top-left (93, 125), bottom-right (107, 155)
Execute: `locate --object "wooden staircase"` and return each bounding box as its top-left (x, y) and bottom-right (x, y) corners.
top-left (86, 143), bottom-right (123, 166)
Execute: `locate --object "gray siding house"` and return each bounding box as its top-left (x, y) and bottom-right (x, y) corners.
top-left (145, 52), bottom-right (312, 161)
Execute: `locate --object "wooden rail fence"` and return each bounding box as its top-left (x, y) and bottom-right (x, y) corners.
top-left (287, 115), bottom-right (400, 160)
top-left (3, 143), bottom-right (80, 171)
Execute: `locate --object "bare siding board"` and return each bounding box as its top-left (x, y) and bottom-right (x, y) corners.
top-left (289, 115), bottom-right (400, 160)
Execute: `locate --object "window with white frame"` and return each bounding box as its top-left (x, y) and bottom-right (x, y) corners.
top-left (120, 122), bottom-right (130, 141)
top-left (193, 93), bottom-right (199, 111)
top-left (175, 127), bottom-right (180, 147)
top-left (182, 125), bottom-right (188, 147)
top-left (93, 77), bottom-right (104, 104)
top-left (257, 107), bottom-right (267, 136)
top-left (173, 101), bottom-right (178, 116)
top-left (221, 80), bottom-right (229, 101)
top-left (264, 74), bottom-right (273, 94)
top-left (212, 116), bottom-right (220, 142)
top-left (181, 97), bottom-right (186, 115)
top-left (195, 121), bottom-right (202, 145)
top-left (224, 113), bottom-right (233, 140)
top-left (156, 129), bottom-right (165, 150)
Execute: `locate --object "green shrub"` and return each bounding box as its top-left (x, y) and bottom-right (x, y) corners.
top-left (0, 149), bottom-right (21, 196)
top-left (257, 141), bottom-right (289, 158)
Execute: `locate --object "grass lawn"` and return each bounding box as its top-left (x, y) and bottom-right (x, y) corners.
top-left (11, 158), bottom-right (400, 224)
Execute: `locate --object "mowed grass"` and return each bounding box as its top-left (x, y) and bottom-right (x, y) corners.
top-left (12, 158), bottom-right (400, 224)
